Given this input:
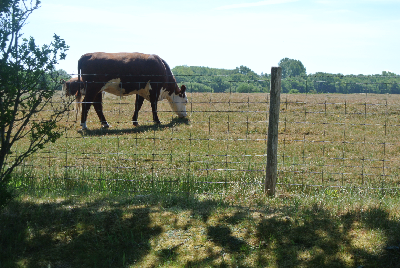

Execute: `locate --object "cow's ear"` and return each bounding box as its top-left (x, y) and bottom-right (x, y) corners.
top-left (181, 85), bottom-right (186, 93)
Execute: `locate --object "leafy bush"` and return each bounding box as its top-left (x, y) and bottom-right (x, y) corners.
top-left (0, 0), bottom-right (69, 210)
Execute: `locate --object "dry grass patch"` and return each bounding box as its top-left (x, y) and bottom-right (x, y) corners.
top-left (10, 92), bottom-right (400, 194)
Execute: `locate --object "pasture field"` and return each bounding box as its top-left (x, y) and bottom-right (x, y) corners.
top-left (11, 91), bottom-right (400, 194)
top-left (2, 92), bottom-right (400, 267)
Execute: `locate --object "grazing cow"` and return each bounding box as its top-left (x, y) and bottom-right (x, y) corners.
top-left (61, 77), bottom-right (85, 121)
top-left (77, 52), bottom-right (188, 130)
top-left (62, 77), bottom-right (83, 97)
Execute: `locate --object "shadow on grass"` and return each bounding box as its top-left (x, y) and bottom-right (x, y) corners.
top-left (80, 117), bottom-right (190, 136)
top-left (253, 205), bottom-right (400, 268)
top-left (0, 194), bottom-right (222, 268)
top-left (0, 196), bottom-right (162, 268)
top-left (1, 194), bottom-right (399, 268)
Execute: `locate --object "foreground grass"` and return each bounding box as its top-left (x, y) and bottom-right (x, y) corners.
top-left (1, 189), bottom-right (400, 268)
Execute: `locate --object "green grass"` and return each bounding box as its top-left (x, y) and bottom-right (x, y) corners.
top-left (1, 190), bottom-right (400, 267)
top-left (11, 92), bottom-right (400, 194)
top-left (2, 91), bottom-right (400, 267)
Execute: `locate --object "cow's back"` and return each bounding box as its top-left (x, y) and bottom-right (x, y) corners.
top-left (79, 52), bottom-right (167, 83)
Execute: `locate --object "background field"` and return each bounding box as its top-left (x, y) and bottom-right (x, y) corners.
top-left (10, 89), bottom-right (400, 196)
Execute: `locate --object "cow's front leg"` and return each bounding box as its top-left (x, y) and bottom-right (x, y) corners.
top-left (132, 95), bottom-right (144, 126)
top-left (151, 100), bottom-right (161, 125)
top-left (149, 86), bottom-right (161, 125)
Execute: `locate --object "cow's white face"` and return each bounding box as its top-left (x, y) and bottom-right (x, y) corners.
top-left (168, 91), bottom-right (188, 118)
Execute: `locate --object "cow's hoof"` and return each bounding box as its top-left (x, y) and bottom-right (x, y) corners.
top-left (101, 123), bottom-right (110, 129)
top-left (133, 122), bottom-right (139, 127)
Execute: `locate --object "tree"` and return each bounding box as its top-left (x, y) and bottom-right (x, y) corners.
top-left (53, 69), bottom-right (71, 90)
top-left (278, 58), bottom-right (306, 78)
top-left (236, 83), bottom-right (259, 93)
top-left (0, 0), bottom-right (69, 209)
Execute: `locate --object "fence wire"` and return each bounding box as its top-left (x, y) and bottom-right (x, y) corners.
top-left (13, 74), bottom-right (400, 195)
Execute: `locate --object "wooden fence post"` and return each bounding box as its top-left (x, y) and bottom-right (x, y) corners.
top-left (265, 67), bottom-right (282, 197)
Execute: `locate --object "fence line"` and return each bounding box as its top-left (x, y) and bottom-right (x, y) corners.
top-left (11, 74), bottom-right (400, 195)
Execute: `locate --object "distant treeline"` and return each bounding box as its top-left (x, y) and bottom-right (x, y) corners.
top-left (58, 58), bottom-right (400, 94)
top-left (172, 65), bottom-right (266, 93)
top-left (172, 65), bottom-right (400, 94)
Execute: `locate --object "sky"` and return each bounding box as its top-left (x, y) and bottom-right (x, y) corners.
top-left (22, 0), bottom-right (400, 76)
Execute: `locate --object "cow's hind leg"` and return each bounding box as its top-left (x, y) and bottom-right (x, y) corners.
top-left (81, 94), bottom-right (92, 130)
top-left (132, 95), bottom-right (144, 126)
top-left (93, 92), bottom-right (109, 128)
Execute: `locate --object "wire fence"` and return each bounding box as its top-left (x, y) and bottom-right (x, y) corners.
top-left (14, 73), bottom-right (400, 195)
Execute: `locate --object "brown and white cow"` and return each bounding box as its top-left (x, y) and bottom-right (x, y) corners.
top-left (77, 52), bottom-right (187, 130)
top-left (61, 77), bottom-right (85, 121)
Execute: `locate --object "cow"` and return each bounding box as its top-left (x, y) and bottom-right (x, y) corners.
top-left (77, 52), bottom-right (188, 130)
top-left (62, 77), bottom-right (82, 97)
top-left (61, 77), bottom-right (85, 121)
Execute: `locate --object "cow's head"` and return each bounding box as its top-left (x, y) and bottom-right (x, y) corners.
top-left (61, 77), bottom-right (83, 97)
top-left (61, 77), bottom-right (85, 121)
top-left (168, 85), bottom-right (188, 118)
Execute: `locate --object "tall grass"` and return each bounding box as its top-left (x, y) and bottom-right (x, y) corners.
top-left (10, 91), bottom-right (400, 196)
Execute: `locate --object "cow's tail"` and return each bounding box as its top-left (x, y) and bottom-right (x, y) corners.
top-left (78, 55), bottom-right (82, 84)
top-left (76, 56), bottom-right (83, 121)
